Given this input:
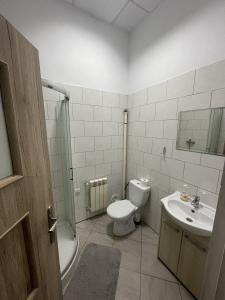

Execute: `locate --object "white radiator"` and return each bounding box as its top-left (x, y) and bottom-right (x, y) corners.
top-left (87, 177), bottom-right (108, 213)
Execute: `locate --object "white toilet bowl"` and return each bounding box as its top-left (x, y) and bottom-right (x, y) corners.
top-left (107, 199), bottom-right (138, 236)
top-left (107, 179), bottom-right (150, 236)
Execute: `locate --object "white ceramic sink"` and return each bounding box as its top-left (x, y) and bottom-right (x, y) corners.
top-left (161, 191), bottom-right (216, 236)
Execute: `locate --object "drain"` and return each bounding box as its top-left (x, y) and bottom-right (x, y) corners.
top-left (186, 217), bottom-right (193, 223)
top-left (191, 209), bottom-right (195, 213)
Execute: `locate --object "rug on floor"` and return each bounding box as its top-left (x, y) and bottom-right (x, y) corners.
top-left (64, 243), bottom-right (121, 300)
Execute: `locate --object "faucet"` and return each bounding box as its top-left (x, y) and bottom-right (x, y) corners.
top-left (191, 196), bottom-right (200, 209)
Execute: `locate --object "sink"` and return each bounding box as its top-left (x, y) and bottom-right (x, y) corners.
top-left (161, 191), bottom-right (215, 236)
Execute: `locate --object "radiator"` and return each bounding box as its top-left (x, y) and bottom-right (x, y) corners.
top-left (87, 177), bottom-right (108, 212)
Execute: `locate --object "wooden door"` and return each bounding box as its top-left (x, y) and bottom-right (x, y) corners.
top-left (0, 16), bottom-right (62, 300)
top-left (177, 233), bottom-right (209, 299)
top-left (158, 211), bottom-right (182, 274)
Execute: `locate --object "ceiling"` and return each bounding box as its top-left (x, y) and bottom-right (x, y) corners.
top-left (63, 0), bottom-right (162, 32)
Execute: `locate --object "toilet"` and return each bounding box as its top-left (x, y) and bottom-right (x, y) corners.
top-left (107, 179), bottom-right (150, 236)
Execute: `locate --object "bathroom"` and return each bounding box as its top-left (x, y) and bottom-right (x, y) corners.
top-left (0, 0), bottom-right (225, 299)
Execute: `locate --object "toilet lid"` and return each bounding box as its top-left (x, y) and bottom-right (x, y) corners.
top-left (107, 200), bottom-right (137, 220)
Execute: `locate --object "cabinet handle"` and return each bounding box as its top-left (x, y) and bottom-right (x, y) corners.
top-left (164, 220), bottom-right (179, 233)
top-left (184, 234), bottom-right (206, 252)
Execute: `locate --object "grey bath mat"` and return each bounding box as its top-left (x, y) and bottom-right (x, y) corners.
top-left (64, 243), bottom-right (121, 300)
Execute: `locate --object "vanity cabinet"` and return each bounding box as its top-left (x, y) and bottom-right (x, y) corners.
top-left (158, 213), bottom-right (182, 274)
top-left (158, 208), bottom-right (210, 299)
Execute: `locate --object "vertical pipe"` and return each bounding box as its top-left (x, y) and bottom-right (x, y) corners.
top-left (123, 110), bottom-right (128, 199)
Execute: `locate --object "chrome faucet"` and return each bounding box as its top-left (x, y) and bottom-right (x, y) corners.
top-left (191, 196), bottom-right (200, 209)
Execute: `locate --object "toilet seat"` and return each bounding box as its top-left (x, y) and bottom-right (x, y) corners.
top-left (107, 200), bottom-right (137, 220)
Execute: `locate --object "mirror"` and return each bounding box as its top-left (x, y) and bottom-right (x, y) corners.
top-left (177, 107), bottom-right (225, 156)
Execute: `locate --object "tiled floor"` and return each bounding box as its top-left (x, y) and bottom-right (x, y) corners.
top-left (75, 213), bottom-right (195, 300)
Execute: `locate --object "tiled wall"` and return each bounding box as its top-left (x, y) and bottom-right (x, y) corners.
top-left (43, 86), bottom-right (127, 223)
top-left (127, 60), bottom-right (225, 233)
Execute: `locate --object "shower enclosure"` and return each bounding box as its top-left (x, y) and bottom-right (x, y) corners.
top-left (42, 79), bottom-right (78, 292)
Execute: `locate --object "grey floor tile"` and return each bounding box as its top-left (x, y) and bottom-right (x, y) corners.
top-left (115, 268), bottom-right (141, 300)
top-left (86, 231), bottom-right (114, 247)
top-left (141, 239), bottom-right (177, 283)
top-left (125, 225), bottom-right (142, 242)
top-left (114, 238), bottom-right (142, 257)
top-left (92, 213), bottom-right (112, 225)
top-left (179, 285), bottom-right (195, 300)
top-left (141, 274), bottom-right (181, 300)
top-left (142, 224), bottom-right (159, 244)
top-left (120, 251), bottom-right (141, 273)
top-left (76, 219), bottom-right (94, 231)
top-left (92, 220), bottom-right (114, 236)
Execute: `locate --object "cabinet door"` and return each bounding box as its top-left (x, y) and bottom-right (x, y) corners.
top-left (158, 213), bottom-right (182, 274)
top-left (177, 233), bottom-right (209, 299)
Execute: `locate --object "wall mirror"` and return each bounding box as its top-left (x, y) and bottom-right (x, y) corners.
top-left (176, 107), bottom-right (225, 156)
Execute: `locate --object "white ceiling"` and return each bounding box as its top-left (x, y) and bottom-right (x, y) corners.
top-left (63, 0), bottom-right (162, 32)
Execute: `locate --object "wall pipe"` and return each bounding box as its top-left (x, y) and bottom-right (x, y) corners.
top-left (41, 78), bottom-right (70, 101)
top-left (122, 110), bottom-right (128, 199)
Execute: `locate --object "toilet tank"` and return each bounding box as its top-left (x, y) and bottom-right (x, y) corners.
top-left (128, 179), bottom-right (150, 208)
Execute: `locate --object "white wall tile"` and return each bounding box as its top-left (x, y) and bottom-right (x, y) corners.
top-left (46, 120), bottom-right (57, 137)
top-left (102, 92), bottom-right (120, 107)
top-left (201, 154), bottom-right (225, 170)
top-left (103, 122), bottom-right (118, 136)
top-left (95, 163), bottom-right (111, 177)
top-left (155, 99), bottom-right (177, 120)
top-left (119, 94), bottom-right (128, 108)
top-left (184, 163), bottom-right (219, 193)
top-left (130, 122), bottom-right (146, 137)
top-left (152, 139), bottom-right (173, 157)
top-left (111, 108), bottom-right (123, 122)
top-left (148, 82), bottom-right (167, 103)
top-left (197, 189), bottom-right (218, 209)
top-left (70, 121), bottom-right (84, 137)
top-left (161, 158), bottom-right (184, 180)
top-left (86, 151), bottom-right (103, 165)
top-left (211, 88), bottom-right (225, 108)
top-left (167, 71), bottom-right (195, 99)
top-left (111, 136), bottom-right (123, 149)
top-left (66, 85), bottom-right (83, 103)
top-left (52, 171), bottom-right (63, 188)
top-left (194, 60), bottom-right (225, 93)
top-left (50, 155), bottom-right (62, 172)
top-left (73, 104), bottom-right (93, 121)
top-left (140, 104), bottom-right (155, 121)
top-left (47, 102), bottom-right (59, 120)
top-left (146, 121), bottom-right (163, 138)
top-left (76, 166), bottom-right (95, 181)
top-left (178, 92), bottom-right (211, 112)
top-left (72, 153), bottom-right (86, 168)
top-left (132, 89), bottom-right (147, 106)
top-left (95, 136), bottom-right (111, 150)
top-left (94, 106), bottom-right (111, 121)
top-left (144, 153), bottom-right (161, 171)
top-left (111, 161), bottom-right (123, 174)
top-left (104, 149), bottom-right (123, 163)
top-left (85, 122), bottom-right (102, 136)
top-left (74, 137), bottom-right (94, 152)
top-left (169, 178), bottom-right (197, 195)
top-left (42, 87), bottom-right (60, 101)
top-left (163, 120), bottom-right (178, 139)
top-left (142, 137), bottom-right (153, 153)
top-left (83, 88), bottom-right (102, 105)
top-left (172, 142), bottom-right (201, 164)
top-left (129, 107), bottom-right (140, 121)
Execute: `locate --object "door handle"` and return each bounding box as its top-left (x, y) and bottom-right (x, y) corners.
top-left (48, 206), bottom-right (57, 243)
